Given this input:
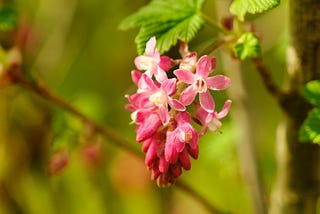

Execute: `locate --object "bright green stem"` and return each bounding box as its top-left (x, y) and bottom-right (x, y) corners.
top-left (201, 12), bottom-right (228, 34)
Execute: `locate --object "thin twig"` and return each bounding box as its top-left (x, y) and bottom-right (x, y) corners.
top-left (17, 75), bottom-right (142, 158)
top-left (252, 57), bottom-right (283, 101)
top-left (14, 72), bottom-right (226, 214)
top-left (201, 35), bottom-right (236, 56)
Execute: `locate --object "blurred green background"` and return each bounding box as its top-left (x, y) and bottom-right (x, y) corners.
top-left (0, 0), bottom-right (288, 213)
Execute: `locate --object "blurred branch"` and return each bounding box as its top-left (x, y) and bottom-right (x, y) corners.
top-left (252, 57), bottom-right (284, 101)
top-left (11, 68), bottom-right (226, 214)
top-left (176, 181), bottom-right (227, 214)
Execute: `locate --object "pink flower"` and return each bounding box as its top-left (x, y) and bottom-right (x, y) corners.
top-left (179, 52), bottom-right (197, 72)
top-left (165, 112), bottom-right (198, 165)
top-left (134, 36), bottom-right (172, 82)
top-left (196, 99), bottom-right (232, 132)
top-left (139, 74), bottom-right (185, 124)
top-left (174, 55), bottom-right (231, 113)
top-left (135, 110), bottom-right (162, 142)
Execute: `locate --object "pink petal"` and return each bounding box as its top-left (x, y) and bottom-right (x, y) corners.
top-left (179, 148), bottom-right (191, 170)
top-left (165, 133), bottom-right (179, 163)
top-left (217, 99), bottom-right (232, 119)
top-left (136, 114), bottom-right (161, 142)
top-left (159, 105), bottom-right (170, 125)
top-left (168, 98), bottom-right (186, 111)
top-left (139, 74), bottom-right (157, 91)
top-left (159, 156), bottom-right (170, 173)
top-left (207, 75), bottom-right (231, 90)
top-left (142, 138), bottom-right (152, 153)
top-left (145, 142), bottom-right (158, 168)
top-left (179, 85), bottom-right (197, 106)
top-left (176, 112), bottom-right (191, 124)
top-left (199, 91), bottom-right (215, 113)
top-left (175, 139), bottom-right (185, 153)
top-left (189, 131), bottom-right (199, 150)
top-left (161, 78), bottom-right (176, 95)
top-left (179, 41), bottom-right (189, 57)
top-left (154, 67), bottom-right (168, 83)
top-left (179, 52), bottom-right (197, 71)
top-left (131, 70), bottom-right (142, 85)
top-left (151, 168), bottom-right (160, 180)
top-left (159, 56), bottom-right (173, 71)
top-left (145, 36), bottom-right (156, 56)
top-left (174, 69), bottom-right (195, 84)
top-left (195, 105), bottom-right (208, 125)
top-left (196, 55), bottom-right (213, 78)
top-left (187, 144), bottom-right (198, 159)
top-left (134, 56), bottom-right (152, 71)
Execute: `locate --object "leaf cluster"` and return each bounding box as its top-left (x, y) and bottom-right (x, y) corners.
top-left (232, 32), bottom-right (261, 60)
top-left (119, 0), bottom-right (205, 54)
top-left (300, 81), bottom-right (320, 144)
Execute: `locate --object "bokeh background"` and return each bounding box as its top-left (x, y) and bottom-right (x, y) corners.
top-left (0, 0), bottom-right (289, 213)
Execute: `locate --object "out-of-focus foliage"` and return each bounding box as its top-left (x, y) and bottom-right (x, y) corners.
top-left (0, 7), bottom-right (18, 31)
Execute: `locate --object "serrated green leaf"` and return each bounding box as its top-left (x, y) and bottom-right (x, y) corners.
top-left (233, 32), bottom-right (260, 60)
top-left (0, 7), bottom-right (18, 31)
top-left (300, 108), bottom-right (320, 144)
top-left (135, 13), bottom-right (203, 54)
top-left (230, 0), bottom-right (280, 21)
top-left (303, 80), bottom-right (320, 107)
top-left (119, 0), bottom-right (205, 54)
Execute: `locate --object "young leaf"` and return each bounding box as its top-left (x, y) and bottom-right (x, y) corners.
top-left (230, 0), bottom-right (280, 21)
top-left (119, 0), bottom-right (205, 54)
top-left (299, 108), bottom-right (320, 144)
top-left (303, 80), bottom-right (320, 107)
top-left (232, 32), bottom-right (260, 60)
top-left (0, 7), bottom-right (18, 31)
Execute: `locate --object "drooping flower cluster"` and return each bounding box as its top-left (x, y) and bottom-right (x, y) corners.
top-left (126, 37), bottom-right (232, 187)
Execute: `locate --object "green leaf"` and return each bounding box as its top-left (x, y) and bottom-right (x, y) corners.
top-left (0, 7), bottom-right (18, 31)
top-left (303, 80), bottom-right (320, 107)
top-left (232, 32), bottom-right (261, 60)
top-left (230, 0), bottom-right (280, 21)
top-left (119, 0), bottom-right (205, 54)
top-left (300, 108), bottom-right (320, 144)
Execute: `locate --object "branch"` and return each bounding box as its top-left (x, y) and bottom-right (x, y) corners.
top-left (252, 57), bottom-right (283, 101)
top-left (201, 35), bottom-right (236, 56)
top-left (175, 181), bottom-right (227, 214)
top-left (12, 70), bottom-right (226, 214)
top-left (16, 74), bottom-right (142, 158)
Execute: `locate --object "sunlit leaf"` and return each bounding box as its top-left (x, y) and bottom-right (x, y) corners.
top-left (303, 80), bottom-right (320, 107)
top-left (230, 0), bottom-right (280, 21)
top-left (232, 32), bottom-right (260, 60)
top-left (119, 0), bottom-right (205, 54)
top-left (300, 108), bottom-right (320, 144)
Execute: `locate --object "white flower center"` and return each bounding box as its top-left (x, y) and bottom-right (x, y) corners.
top-left (149, 91), bottom-right (167, 107)
top-left (179, 130), bottom-right (192, 142)
top-left (139, 57), bottom-right (155, 70)
top-left (194, 77), bottom-right (207, 93)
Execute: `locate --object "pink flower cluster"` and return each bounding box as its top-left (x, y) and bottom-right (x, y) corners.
top-left (126, 37), bottom-right (232, 187)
